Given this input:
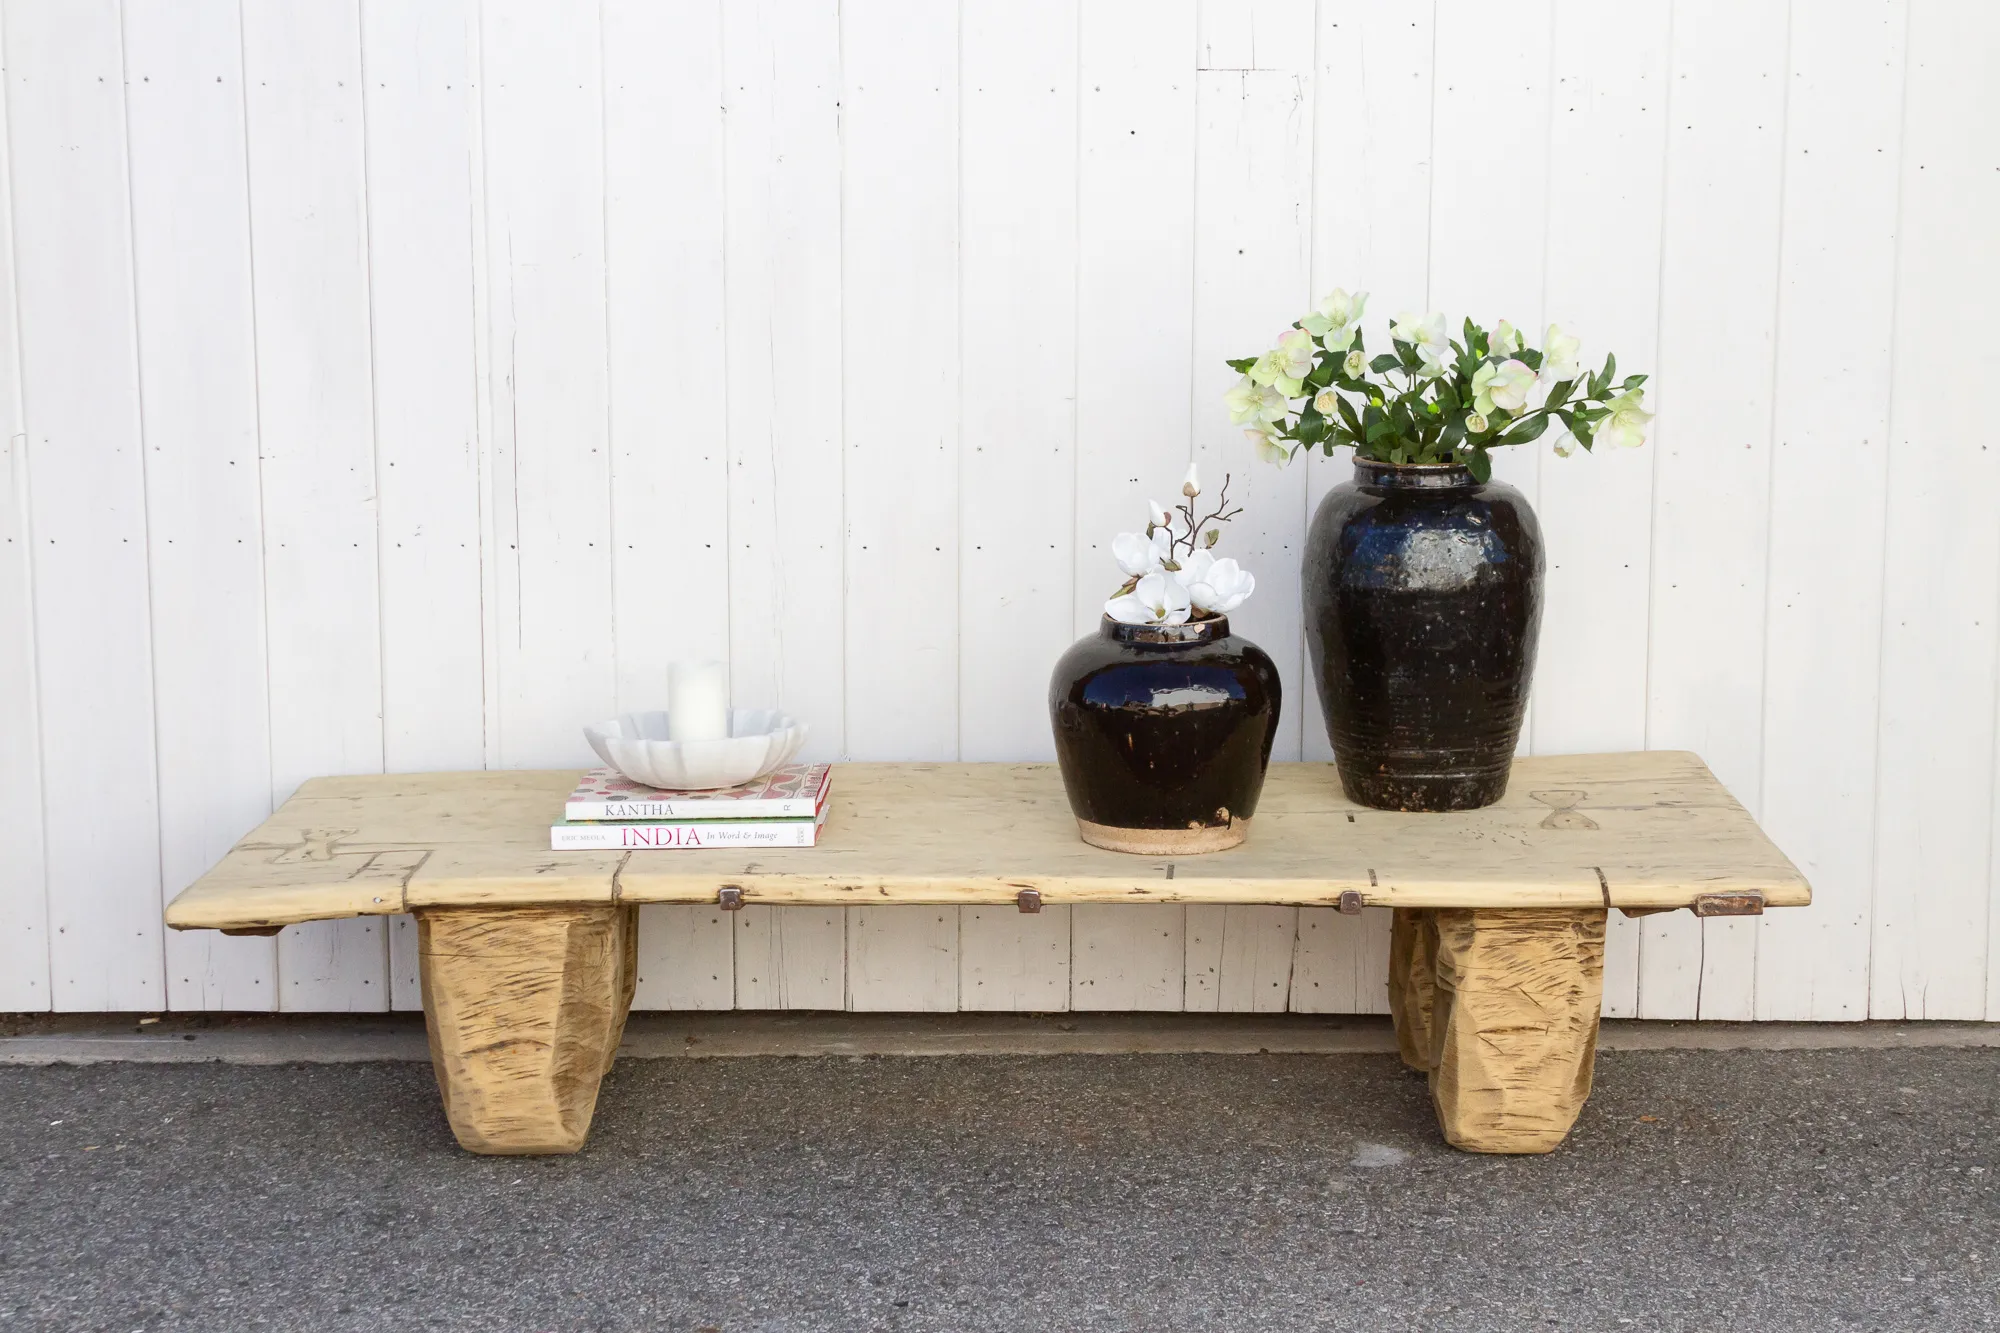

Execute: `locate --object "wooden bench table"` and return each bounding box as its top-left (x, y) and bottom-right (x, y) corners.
top-left (165, 751), bottom-right (1808, 1156)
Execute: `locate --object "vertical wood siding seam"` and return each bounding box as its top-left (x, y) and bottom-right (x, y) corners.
top-left (111, 0), bottom-right (171, 1002)
top-left (1633, 0), bottom-right (1682, 1017)
top-left (1739, 0), bottom-right (1801, 1017)
top-left (595, 0), bottom-right (617, 709)
top-left (466, 0), bottom-right (500, 772)
top-left (1862, 4), bottom-right (1908, 1021)
top-left (232, 0), bottom-right (281, 997)
top-left (354, 0), bottom-right (390, 784)
top-left (715, 0), bottom-right (733, 743)
top-left (0, 7), bottom-right (53, 1007)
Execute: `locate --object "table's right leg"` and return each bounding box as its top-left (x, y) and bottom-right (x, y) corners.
top-left (1388, 908), bottom-right (1438, 1071)
top-left (1424, 907), bottom-right (1607, 1154)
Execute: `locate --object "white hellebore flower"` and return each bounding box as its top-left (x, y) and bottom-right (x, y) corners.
top-left (1490, 320), bottom-right (1522, 356)
top-left (1245, 422), bottom-right (1293, 465)
top-left (1313, 388), bottom-right (1339, 415)
top-left (1175, 550), bottom-right (1256, 615)
top-left (1105, 571), bottom-right (1192, 627)
top-left (1223, 376), bottom-right (1288, 429)
top-left (1249, 328), bottom-right (1317, 398)
top-left (1466, 411), bottom-right (1490, 435)
top-left (1392, 311), bottom-right (1452, 380)
top-left (1182, 462), bottom-right (1201, 498)
top-left (1596, 389), bottom-right (1653, 449)
top-left (1485, 359), bottom-right (1538, 413)
top-left (1302, 288), bottom-right (1368, 349)
top-left (1113, 527), bottom-right (1172, 577)
top-left (1342, 349), bottom-right (1367, 378)
top-left (1543, 324), bottom-right (1582, 382)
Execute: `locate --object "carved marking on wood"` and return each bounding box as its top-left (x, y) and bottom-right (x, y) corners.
top-left (1529, 790), bottom-right (1599, 831)
top-left (268, 828), bottom-right (359, 863)
top-left (1425, 908), bottom-right (1606, 1154)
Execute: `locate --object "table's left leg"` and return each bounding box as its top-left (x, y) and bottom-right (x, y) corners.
top-left (1425, 907), bottom-right (1606, 1154)
top-left (418, 904), bottom-right (637, 1155)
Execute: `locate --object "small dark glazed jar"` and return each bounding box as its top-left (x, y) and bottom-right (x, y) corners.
top-left (1303, 458), bottom-right (1543, 811)
top-left (1049, 615), bottom-right (1281, 854)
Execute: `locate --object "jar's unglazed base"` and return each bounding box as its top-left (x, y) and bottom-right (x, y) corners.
top-left (1075, 817), bottom-right (1250, 855)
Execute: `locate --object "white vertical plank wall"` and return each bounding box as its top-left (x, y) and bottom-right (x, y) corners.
top-left (1, 0), bottom-right (1994, 1022)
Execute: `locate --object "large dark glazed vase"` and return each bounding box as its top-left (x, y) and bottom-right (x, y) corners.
top-left (1303, 459), bottom-right (1544, 811)
top-left (1049, 615), bottom-right (1281, 854)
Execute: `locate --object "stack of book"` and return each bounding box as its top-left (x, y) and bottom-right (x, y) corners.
top-left (550, 764), bottom-right (832, 850)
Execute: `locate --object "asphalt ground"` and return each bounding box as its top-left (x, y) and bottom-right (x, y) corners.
top-left (2, 1046), bottom-right (1996, 1332)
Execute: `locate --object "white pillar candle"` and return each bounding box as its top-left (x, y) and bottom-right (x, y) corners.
top-left (667, 661), bottom-right (730, 743)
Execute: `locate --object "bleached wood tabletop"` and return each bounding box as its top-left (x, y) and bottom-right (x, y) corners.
top-left (166, 751), bottom-right (1808, 1157)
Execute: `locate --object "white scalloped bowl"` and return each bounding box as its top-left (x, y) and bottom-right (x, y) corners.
top-left (583, 709), bottom-right (809, 792)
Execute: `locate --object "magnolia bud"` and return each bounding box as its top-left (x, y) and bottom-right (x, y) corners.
top-left (1182, 462), bottom-right (1201, 497)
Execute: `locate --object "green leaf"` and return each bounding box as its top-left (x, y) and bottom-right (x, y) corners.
top-left (1225, 357), bottom-right (1257, 374)
top-left (1464, 448), bottom-right (1493, 484)
top-left (1369, 353), bottom-right (1400, 374)
top-left (1462, 318), bottom-right (1485, 359)
top-left (1502, 414), bottom-right (1551, 445)
top-left (1517, 347), bottom-right (1543, 371)
top-left (1544, 378), bottom-right (1574, 409)
top-left (1396, 342), bottom-right (1421, 372)
top-left (1602, 351), bottom-right (1617, 389)
top-left (1336, 394), bottom-right (1364, 434)
top-left (1309, 358), bottom-right (1337, 388)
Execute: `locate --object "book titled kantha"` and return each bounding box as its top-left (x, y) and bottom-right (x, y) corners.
top-left (563, 764), bottom-right (831, 822)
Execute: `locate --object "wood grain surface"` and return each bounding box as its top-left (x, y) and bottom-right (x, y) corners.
top-left (166, 752), bottom-right (1810, 930)
top-left (1425, 907), bottom-right (1608, 1154)
top-left (419, 904), bottom-right (637, 1154)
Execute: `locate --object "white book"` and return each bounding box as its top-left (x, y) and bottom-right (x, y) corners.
top-left (550, 805), bottom-right (828, 851)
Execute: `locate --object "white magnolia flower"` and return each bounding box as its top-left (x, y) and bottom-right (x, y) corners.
top-left (1596, 389), bottom-right (1652, 449)
top-left (1182, 461), bottom-right (1201, 497)
top-left (1301, 288), bottom-right (1368, 342)
top-left (1543, 323), bottom-right (1582, 382)
top-left (1490, 320), bottom-right (1522, 356)
top-left (1105, 571), bottom-right (1192, 626)
top-left (1342, 349), bottom-right (1367, 378)
top-left (1313, 388), bottom-right (1339, 414)
top-left (1175, 550), bottom-right (1256, 615)
top-left (1224, 376), bottom-right (1288, 429)
top-left (1113, 527), bottom-right (1172, 577)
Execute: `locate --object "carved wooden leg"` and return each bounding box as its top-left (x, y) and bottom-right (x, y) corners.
top-left (1425, 907), bottom-right (1606, 1154)
top-left (418, 904), bottom-right (637, 1155)
top-left (1387, 908), bottom-right (1439, 1071)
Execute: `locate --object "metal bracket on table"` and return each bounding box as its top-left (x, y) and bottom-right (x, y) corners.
top-left (717, 886), bottom-right (745, 911)
top-left (1692, 889), bottom-right (1765, 918)
top-left (1016, 888), bottom-right (1043, 914)
top-left (1337, 889), bottom-right (1365, 916)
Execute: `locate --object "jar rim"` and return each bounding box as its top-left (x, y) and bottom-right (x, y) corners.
top-left (1098, 613), bottom-right (1230, 645)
